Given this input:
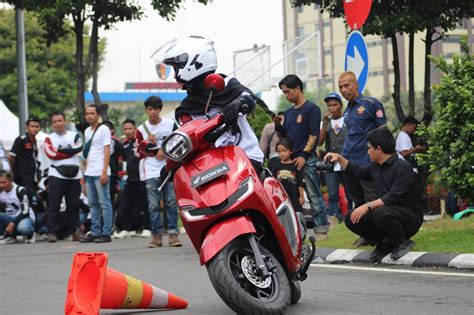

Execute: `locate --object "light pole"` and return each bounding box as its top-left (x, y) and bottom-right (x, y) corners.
top-left (16, 6), bottom-right (28, 133)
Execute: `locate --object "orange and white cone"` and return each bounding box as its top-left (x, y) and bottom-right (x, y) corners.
top-left (64, 252), bottom-right (188, 315)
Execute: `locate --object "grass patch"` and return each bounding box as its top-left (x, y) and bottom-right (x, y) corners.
top-left (317, 215), bottom-right (474, 254)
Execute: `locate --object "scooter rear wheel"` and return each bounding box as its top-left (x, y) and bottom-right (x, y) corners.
top-left (206, 235), bottom-right (290, 314)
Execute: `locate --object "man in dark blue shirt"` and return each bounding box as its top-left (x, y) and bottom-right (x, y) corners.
top-left (276, 75), bottom-right (329, 239)
top-left (339, 71), bottom-right (387, 209)
top-left (325, 128), bottom-right (423, 262)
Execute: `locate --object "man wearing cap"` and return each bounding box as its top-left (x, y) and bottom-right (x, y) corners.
top-left (318, 93), bottom-right (351, 224)
top-left (338, 72), bottom-right (387, 245)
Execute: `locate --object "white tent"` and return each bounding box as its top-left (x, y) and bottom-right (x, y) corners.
top-left (0, 100), bottom-right (50, 175)
top-left (0, 99), bottom-right (20, 150)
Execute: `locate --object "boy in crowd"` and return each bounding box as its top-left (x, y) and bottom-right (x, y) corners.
top-left (318, 93), bottom-right (351, 224)
top-left (114, 119), bottom-right (149, 238)
top-left (8, 117), bottom-right (41, 192)
top-left (136, 96), bottom-right (181, 248)
top-left (0, 171), bottom-right (36, 244)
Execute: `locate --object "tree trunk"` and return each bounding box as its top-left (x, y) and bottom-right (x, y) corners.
top-left (73, 14), bottom-right (85, 123)
top-left (390, 33), bottom-right (405, 123)
top-left (422, 28), bottom-right (434, 124)
top-left (90, 7), bottom-right (106, 121)
top-left (408, 31), bottom-right (415, 117)
top-left (90, 22), bottom-right (103, 105)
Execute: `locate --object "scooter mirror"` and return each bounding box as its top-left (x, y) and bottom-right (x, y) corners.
top-left (204, 73), bottom-right (225, 93)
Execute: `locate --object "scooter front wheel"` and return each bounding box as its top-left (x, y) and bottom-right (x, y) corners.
top-left (206, 235), bottom-right (291, 314)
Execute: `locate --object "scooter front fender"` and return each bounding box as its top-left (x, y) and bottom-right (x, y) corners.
top-left (200, 216), bottom-right (256, 265)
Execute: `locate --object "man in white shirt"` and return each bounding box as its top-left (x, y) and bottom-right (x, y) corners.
top-left (80, 105), bottom-right (113, 243)
top-left (0, 171), bottom-right (36, 244)
top-left (136, 96), bottom-right (181, 248)
top-left (396, 116), bottom-right (425, 173)
top-left (44, 112), bottom-right (83, 242)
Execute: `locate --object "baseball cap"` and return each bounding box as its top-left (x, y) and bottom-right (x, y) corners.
top-left (324, 93), bottom-right (343, 103)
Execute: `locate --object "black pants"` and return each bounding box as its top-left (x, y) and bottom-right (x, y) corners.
top-left (115, 181), bottom-right (149, 231)
top-left (343, 171), bottom-right (377, 207)
top-left (345, 205), bottom-right (422, 248)
top-left (14, 177), bottom-right (37, 193)
top-left (47, 177), bottom-right (81, 236)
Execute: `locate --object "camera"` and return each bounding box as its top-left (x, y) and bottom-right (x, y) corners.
top-left (315, 161), bottom-right (334, 172)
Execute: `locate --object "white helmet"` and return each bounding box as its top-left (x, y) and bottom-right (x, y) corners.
top-left (152, 36), bottom-right (217, 84)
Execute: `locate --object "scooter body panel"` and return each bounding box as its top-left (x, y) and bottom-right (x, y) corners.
top-left (199, 216), bottom-right (256, 265)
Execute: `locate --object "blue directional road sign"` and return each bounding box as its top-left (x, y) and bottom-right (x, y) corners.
top-left (344, 30), bottom-right (369, 93)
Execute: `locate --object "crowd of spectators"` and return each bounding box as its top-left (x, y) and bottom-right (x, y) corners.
top-left (0, 97), bottom-right (181, 247)
top-left (1, 71), bottom-right (427, 261)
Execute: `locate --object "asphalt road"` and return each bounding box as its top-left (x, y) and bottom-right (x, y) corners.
top-left (1, 236), bottom-right (473, 315)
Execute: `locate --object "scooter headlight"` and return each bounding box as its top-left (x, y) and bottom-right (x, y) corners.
top-left (162, 132), bottom-right (192, 161)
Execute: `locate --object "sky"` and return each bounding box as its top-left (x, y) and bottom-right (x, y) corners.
top-left (99, 0), bottom-right (284, 92)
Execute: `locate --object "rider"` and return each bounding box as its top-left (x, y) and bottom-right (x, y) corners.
top-left (154, 36), bottom-right (264, 172)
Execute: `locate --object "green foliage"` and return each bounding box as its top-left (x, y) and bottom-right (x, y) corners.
top-left (416, 41), bottom-right (474, 201)
top-left (380, 91), bottom-right (433, 131)
top-left (0, 9), bottom-right (77, 121)
top-left (247, 105), bottom-right (273, 140)
top-left (150, 0), bottom-right (210, 21)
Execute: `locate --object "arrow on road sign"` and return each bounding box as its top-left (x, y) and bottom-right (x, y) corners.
top-left (345, 30), bottom-right (369, 93)
top-left (347, 46), bottom-right (365, 79)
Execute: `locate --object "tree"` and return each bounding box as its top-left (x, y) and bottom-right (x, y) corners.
top-left (290, 0), bottom-right (474, 124)
top-left (416, 40), bottom-right (474, 201)
top-left (247, 105), bottom-right (272, 140)
top-left (35, 0), bottom-right (210, 122)
top-left (0, 9), bottom-right (81, 121)
top-left (291, 0), bottom-right (408, 122)
top-left (36, 0), bottom-right (143, 122)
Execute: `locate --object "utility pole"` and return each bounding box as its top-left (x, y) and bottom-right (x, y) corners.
top-left (16, 5), bottom-right (28, 133)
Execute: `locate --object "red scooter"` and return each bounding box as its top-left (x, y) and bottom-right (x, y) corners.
top-left (159, 74), bottom-right (315, 314)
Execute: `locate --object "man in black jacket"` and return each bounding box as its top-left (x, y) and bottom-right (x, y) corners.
top-left (325, 128), bottom-right (423, 262)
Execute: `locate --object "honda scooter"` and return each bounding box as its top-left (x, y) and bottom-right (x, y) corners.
top-left (159, 74), bottom-right (315, 314)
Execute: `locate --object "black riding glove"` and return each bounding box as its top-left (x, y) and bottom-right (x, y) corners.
top-left (222, 99), bottom-right (243, 126)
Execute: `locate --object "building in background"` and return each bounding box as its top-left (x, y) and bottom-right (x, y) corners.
top-left (282, 2), bottom-right (474, 98)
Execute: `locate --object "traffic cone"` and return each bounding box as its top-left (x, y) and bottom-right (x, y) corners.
top-left (64, 252), bottom-right (188, 315)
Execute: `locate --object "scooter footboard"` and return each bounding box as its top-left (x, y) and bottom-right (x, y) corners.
top-left (200, 216), bottom-right (256, 265)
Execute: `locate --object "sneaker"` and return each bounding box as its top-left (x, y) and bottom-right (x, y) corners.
top-left (47, 233), bottom-right (58, 243)
top-left (369, 241), bottom-right (393, 262)
top-left (169, 234), bottom-right (182, 247)
top-left (390, 239), bottom-right (415, 260)
top-left (80, 234), bottom-right (99, 243)
top-left (113, 230), bottom-right (132, 239)
top-left (94, 235), bottom-right (112, 243)
top-left (0, 236), bottom-right (17, 245)
top-left (140, 229), bottom-right (152, 238)
top-left (26, 233), bottom-right (36, 244)
top-left (148, 234), bottom-right (163, 248)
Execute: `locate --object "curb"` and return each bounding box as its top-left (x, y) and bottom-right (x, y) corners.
top-left (311, 248), bottom-right (474, 270)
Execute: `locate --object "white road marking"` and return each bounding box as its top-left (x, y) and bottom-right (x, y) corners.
top-left (310, 263), bottom-right (474, 277)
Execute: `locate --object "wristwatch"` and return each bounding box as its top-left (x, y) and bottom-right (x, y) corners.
top-left (366, 201), bottom-right (373, 211)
